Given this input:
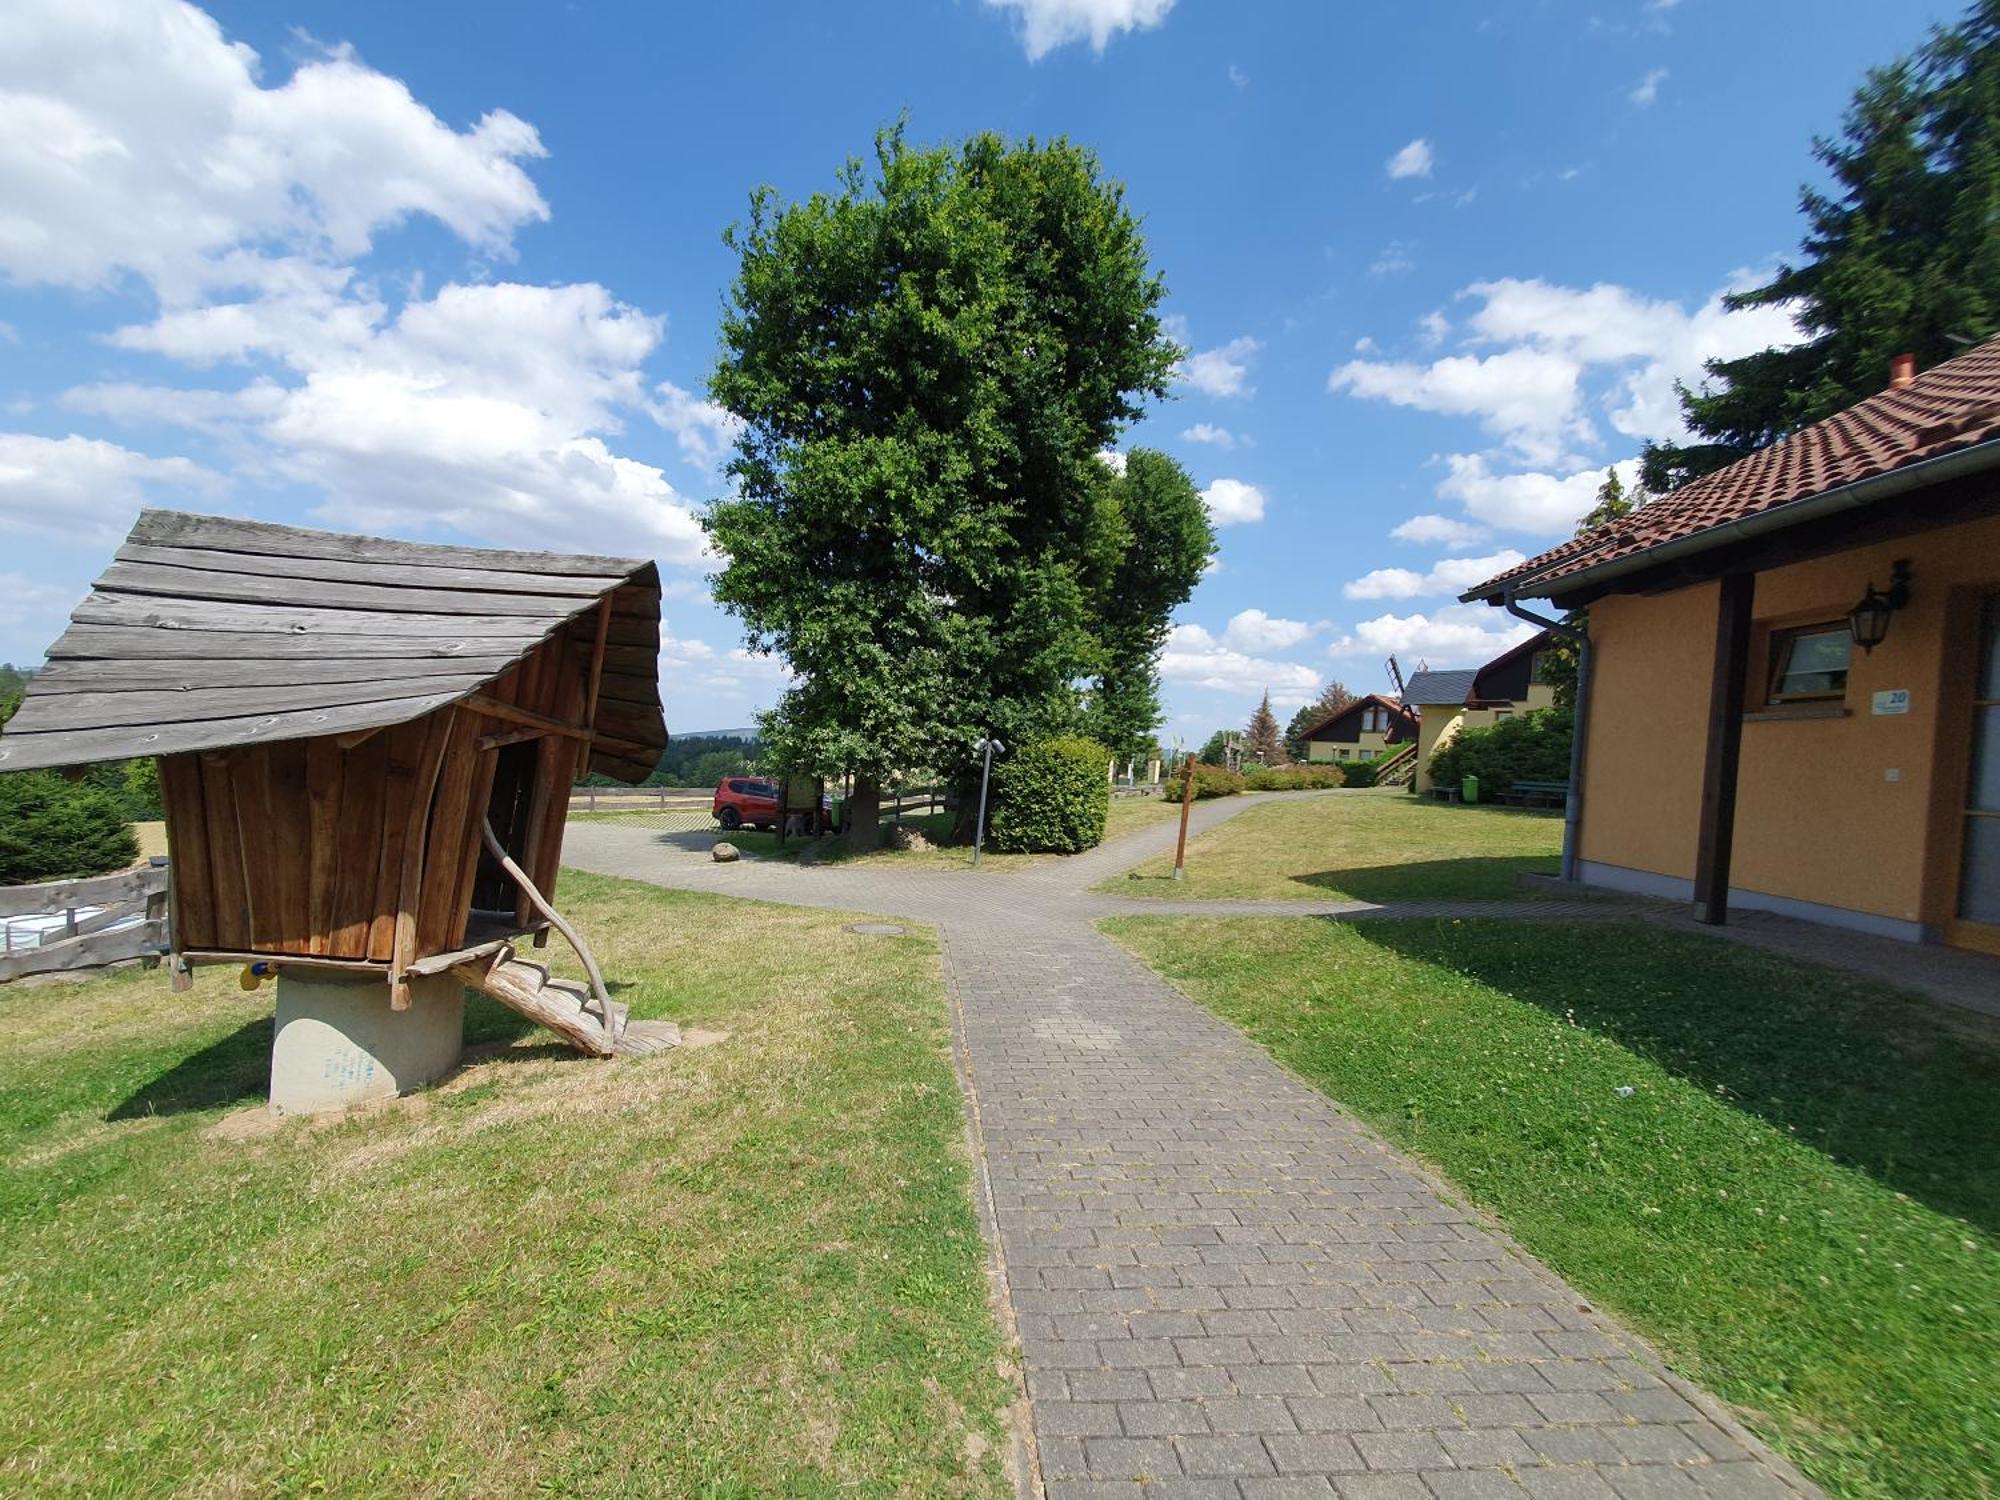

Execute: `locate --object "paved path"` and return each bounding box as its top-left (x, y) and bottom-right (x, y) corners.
top-left (566, 796), bottom-right (1817, 1500)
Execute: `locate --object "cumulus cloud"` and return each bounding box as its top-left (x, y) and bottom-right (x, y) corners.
top-left (1181, 422), bottom-right (1239, 449)
top-left (1342, 550), bottom-right (1528, 601)
top-left (0, 432), bottom-right (227, 542)
top-left (1387, 138), bottom-right (1435, 180)
top-left (1201, 477), bottom-right (1266, 526)
top-left (1179, 335), bottom-right (1261, 399)
top-left (1222, 608), bottom-right (1314, 652)
top-left (1335, 273), bottom-right (1802, 534)
top-left (0, 1), bottom-right (547, 296)
top-left (1328, 604), bottom-right (1536, 665)
top-left (982, 0), bottom-right (1176, 60)
top-left (1391, 513), bottom-right (1487, 547)
top-left (1161, 622), bottom-right (1321, 705)
top-left (651, 380), bottom-right (744, 470)
top-left (1097, 448), bottom-right (1128, 475)
top-left (1629, 67), bottom-right (1668, 107)
top-left (1330, 347), bottom-right (1590, 467)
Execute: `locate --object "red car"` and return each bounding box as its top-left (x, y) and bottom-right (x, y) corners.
top-left (712, 777), bottom-right (780, 831)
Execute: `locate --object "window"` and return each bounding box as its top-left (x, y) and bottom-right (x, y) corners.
top-left (1767, 623), bottom-right (1851, 704)
top-left (1491, 709), bottom-right (1512, 721)
top-left (1528, 651), bottom-right (1549, 684)
top-left (1361, 705), bottom-right (1388, 733)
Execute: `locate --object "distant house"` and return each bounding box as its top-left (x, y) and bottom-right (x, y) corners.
top-left (1299, 692), bottom-right (1418, 765)
top-left (1404, 631), bottom-right (1557, 792)
top-left (1461, 339), bottom-right (2000, 955)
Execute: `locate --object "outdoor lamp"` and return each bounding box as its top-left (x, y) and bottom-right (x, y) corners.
top-left (1847, 560), bottom-right (1912, 653)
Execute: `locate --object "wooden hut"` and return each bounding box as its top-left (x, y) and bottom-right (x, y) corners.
top-left (0, 510), bottom-right (673, 1087)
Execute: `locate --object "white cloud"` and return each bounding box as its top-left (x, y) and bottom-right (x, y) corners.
top-left (0, 1), bottom-right (547, 296)
top-left (1417, 309), bottom-right (1450, 347)
top-left (1227, 63), bottom-right (1249, 89)
top-left (0, 432), bottom-right (226, 542)
top-left (982, 0), bottom-right (1176, 60)
top-left (1387, 138), bottom-right (1435, 180)
top-left (1097, 448), bottom-right (1128, 475)
top-left (1436, 454), bottom-right (1635, 534)
top-left (1370, 241), bottom-right (1416, 277)
top-left (0, 570), bottom-right (75, 654)
top-left (1342, 549), bottom-right (1528, 601)
top-left (1181, 422), bottom-right (1239, 449)
top-left (1330, 347), bottom-right (1590, 466)
top-left (1328, 604), bottom-right (1535, 665)
top-left (1391, 513), bottom-right (1487, 548)
top-left (651, 380), bottom-right (744, 470)
top-left (1222, 608), bottom-right (1313, 652)
top-left (1629, 67), bottom-right (1668, 108)
top-left (1161, 622), bottom-right (1322, 706)
top-left (1179, 335), bottom-right (1260, 399)
top-left (1201, 477), bottom-right (1265, 527)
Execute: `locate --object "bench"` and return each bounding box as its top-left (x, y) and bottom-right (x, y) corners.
top-left (1501, 780), bottom-right (1570, 808)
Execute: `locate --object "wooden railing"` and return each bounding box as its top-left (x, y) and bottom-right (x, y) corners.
top-left (0, 861), bottom-right (170, 982)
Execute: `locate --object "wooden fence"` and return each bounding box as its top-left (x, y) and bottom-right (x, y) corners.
top-left (0, 861), bottom-right (170, 982)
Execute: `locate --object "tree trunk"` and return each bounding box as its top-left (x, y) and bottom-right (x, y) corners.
top-left (846, 773), bottom-right (882, 853)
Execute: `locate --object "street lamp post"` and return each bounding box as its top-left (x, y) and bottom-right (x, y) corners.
top-left (972, 735), bottom-right (1004, 867)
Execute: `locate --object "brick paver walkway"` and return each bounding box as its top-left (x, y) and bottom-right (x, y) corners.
top-left (565, 796), bottom-right (1818, 1499)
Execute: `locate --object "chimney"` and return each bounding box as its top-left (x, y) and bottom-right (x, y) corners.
top-left (1890, 352), bottom-right (1916, 389)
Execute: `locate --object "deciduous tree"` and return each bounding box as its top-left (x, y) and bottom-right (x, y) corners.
top-left (706, 127), bottom-right (1181, 849)
top-left (1283, 681), bottom-right (1355, 762)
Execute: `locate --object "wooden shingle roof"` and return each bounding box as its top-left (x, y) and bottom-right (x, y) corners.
top-left (0, 510), bottom-right (667, 781)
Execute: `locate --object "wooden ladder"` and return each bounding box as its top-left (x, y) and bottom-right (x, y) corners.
top-left (450, 946), bottom-right (679, 1057)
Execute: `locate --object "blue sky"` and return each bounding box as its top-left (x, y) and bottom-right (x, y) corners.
top-left (0, 0), bottom-right (1950, 738)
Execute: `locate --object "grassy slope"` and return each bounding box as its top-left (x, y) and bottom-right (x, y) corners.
top-left (1108, 788), bottom-right (1563, 901)
top-left (0, 871), bottom-right (1011, 1498)
top-left (1107, 914), bottom-right (1999, 1499)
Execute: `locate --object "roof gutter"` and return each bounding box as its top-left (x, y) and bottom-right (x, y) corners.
top-left (1461, 434), bottom-right (2000, 604)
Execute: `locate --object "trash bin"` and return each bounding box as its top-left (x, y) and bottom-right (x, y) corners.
top-left (1461, 774), bottom-right (1480, 804)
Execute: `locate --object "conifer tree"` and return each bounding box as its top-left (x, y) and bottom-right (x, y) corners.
top-left (1244, 690), bottom-right (1285, 766)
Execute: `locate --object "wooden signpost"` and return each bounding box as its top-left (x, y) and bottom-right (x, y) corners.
top-left (1172, 751), bottom-right (1196, 881)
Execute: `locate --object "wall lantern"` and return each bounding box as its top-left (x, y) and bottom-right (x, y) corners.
top-left (1847, 559), bottom-right (1912, 653)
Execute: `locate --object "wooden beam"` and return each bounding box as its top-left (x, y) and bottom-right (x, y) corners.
top-left (461, 694), bottom-right (590, 741)
top-left (476, 724), bottom-right (558, 753)
top-left (584, 600), bottom-right (613, 731)
top-left (1693, 573), bottom-right (1755, 924)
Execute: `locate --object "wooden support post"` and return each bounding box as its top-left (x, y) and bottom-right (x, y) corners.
top-left (1172, 752), bottom-right (1197, 881)
top-left (1693, 573), bottom-right (1755, 925)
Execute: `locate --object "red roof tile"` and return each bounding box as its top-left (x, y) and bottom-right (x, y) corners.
top-left (1462, 335), bottom-right (2000, 601)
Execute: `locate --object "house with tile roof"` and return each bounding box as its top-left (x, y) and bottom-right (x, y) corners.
top-left (1403, 630), bottom-right (1557, 793)
top-left (1462, 340), bottom-right (2000, 955)
top-left (1298, 692), bottom-right (1418, 766)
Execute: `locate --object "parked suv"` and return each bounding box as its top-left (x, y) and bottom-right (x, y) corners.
top-left (712, 777), bottom-right (779, 831)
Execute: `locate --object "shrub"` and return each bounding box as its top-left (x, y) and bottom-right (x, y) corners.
top-left (0, 771), bottom-right (139, 885)
top-left (1427, 707), bottom-right (1574, 795)
top-left (1188, 762), bottom-right (1246, 799)
top-left (1338, 760), bottom-right (1380, 789)
top-left (986, 735), bottom-right (1112, 852)
top-left (1242, 764), bottom-right (1346, 791)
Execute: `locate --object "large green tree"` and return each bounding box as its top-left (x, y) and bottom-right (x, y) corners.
top-left (706, 127), bottom-right (1185, 848)
top-left (1079, 450), bottom-right (1214, 761)
top-left (1644, 2), bottom-right (2000, 491)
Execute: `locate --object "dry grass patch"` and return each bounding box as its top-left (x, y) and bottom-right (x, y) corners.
top-left (0, 871), bottom-right (1012, 1498)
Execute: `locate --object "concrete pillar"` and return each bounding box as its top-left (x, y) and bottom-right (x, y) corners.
top-left (269, 968), bottom-right (464, 1115)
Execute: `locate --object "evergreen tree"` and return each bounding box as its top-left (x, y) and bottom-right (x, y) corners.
top-left (1283, 681), bottom-right (1355, 761)
top-left (1244, 691), bottom-right (1285, 766)
top-left (1644, 2), bottom-right (2000, 491)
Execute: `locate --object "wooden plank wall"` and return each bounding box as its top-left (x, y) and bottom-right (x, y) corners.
top-left (158, 629), bottom-right (590, 965)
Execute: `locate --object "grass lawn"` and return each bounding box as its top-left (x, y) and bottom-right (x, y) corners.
top-left (1106, 914), bottom-right (1999, 1500)
top-left (0, 871), bottom-right (1012, 1497)
top-left (1108, 788), bottom-right (1562, 901)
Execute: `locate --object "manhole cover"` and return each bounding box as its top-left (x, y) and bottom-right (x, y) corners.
top-left (845, 922), bottom-right (907, 937)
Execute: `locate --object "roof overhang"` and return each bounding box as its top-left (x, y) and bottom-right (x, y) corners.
top-left (1459, 435), bottom-right (2000, 607)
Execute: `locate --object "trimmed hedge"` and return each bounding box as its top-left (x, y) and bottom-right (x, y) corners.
top-left (1339, 760), bottom-right (1380, 789)
top-left (1427, 707), bottom-right (1574, 795)
top-left (986, 736), bottom-right (1112, 852)
top-left (1243, 765), bottom-right (1346, 791)
top-left (1188, 763), bottom-right (1246, 799)
top-left (0, 771), bottom-right (139, 885)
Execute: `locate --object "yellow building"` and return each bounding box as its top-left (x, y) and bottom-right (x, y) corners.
top-left (1461, 340), bottom-right (2000, 955)
top-left (1405, 632), bottom-right (1559, 793)
top-left (1300, 693), bottom-right (1418, 764)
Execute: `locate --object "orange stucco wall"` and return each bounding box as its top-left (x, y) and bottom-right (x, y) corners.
top-left (1578, 509), bottom-right (2000, 927)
